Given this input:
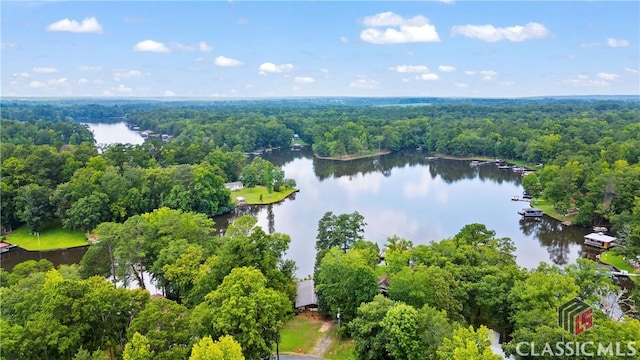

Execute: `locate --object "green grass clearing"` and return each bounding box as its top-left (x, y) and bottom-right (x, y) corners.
top-left (231, 186), bottom-right (298, 205)
top-left (291, 139), bottom-right (309, 146)
top-left (530, 197), bottom-right (577, 223)
top-left (277, 314), bottom-right (325, 353)
top-left (324, 327), bottom-right (356, 360)
top-left (5, 223), bottom-right (88, 251)
top-left (600, 251), bottom-right (636, 273)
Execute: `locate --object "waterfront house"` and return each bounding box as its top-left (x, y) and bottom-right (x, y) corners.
top-left (225, 182), bottom-right (243, 191)
top-left (236, 197), bottom-right (246, 205)
top-left (584, 232), bottom-right (616, 249)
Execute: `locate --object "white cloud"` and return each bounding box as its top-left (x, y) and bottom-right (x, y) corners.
top-left (320, 68), bottom-right (330, 74)
top-left (417, 73), bottom-right (439, 81)
top-left (29, 81), bottom-right (47, 88)
top-left (214, 56), bottom-right (243, 67)
top-left (32, 67), bottom-right (58, 74)
top-left (454, 83), bottom-right (468, 88)
top-left (501, 81), bottom-right (515, 86)
top-left (607, 38), bottom-right (630, 47)
top-left (596, 72), bottom-right (619, 80)
top-left (438, 65), bottom-right (456, 72)
top-left (360, 12), bottom-right (440, 45)
top-left (114, 84), bottom-right (133, 93)
top-left (340, 36), bottom-right (349, 43)
top-left (133, 40), bottom-right (170, 53)
top-left (294, 76), bottom-right (315, 84)
top-left (451, 22), bottom-right (550, 42)
top-left (624, 68), bottom-right (639, 74)
top-left (361, 24), bottom-right (440, 44)
top-left (78, 78), bottom-right (89, 84)
top-left (562, 76), bottom-right (609, 87)
top-left (47, 17), bottom-right (103, 34)
top-left (113, 70), bottom-right (142, 81)
top-left (436, 0), bottom-right (455, 3)
top-left (13, 72), bottom-right (30, 78)
top-left (164, 90), bottom-right (175, 96)
top-left (47, 78), bottom-right (67, 85)
top-left (78, 65), bottom-right (102, 72)
top-left (198, 41), bottom-right (213, 52)
top-left (362, 11), bottom-right (430, 27)
top-left (258, 62), bottom-right (294, 74)
top-left (465, 70), bottom-right (476, 75)
top-left (480, 70), bottom-right (498, 80)
top-left (390, 65), bottom-right (429, 73)
top-left (350, 79), bottom-right (378, 89)
top-left (174, 41), bottom-right (213, 52)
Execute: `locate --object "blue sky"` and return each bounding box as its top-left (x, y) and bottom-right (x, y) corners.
top-left (2, 1), bottom-right (639, 98)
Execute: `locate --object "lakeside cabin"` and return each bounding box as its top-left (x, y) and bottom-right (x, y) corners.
top-left (584, 232), bottom-right (617, 249)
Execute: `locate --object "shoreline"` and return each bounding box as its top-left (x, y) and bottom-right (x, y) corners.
top-left (314, 150), bottom-right (391, 161)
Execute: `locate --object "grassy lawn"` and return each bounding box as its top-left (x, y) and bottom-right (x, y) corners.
top-left (531, 197), bottom-right (577, 223)
top-left (5, 223), bottom-right (88, 251)
top-left (231, 186), bottom-right (298, 205)
top-left (291, 139), bottom-right (309, 146)
top-left (277, 314), bottom-right (325, 353)
top-left (600, 251), bottom-right (636, 273)
top-left (324, 327), bottom-right (356, 360)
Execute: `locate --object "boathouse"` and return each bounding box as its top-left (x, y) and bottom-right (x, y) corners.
top-left (584, 232), bottom-right (616, 249)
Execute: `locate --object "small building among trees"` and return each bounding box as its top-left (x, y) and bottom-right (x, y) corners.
top-left (225, 182), bottom-right (244, 191)
top-left (295, 279), bottom-right (318, 312)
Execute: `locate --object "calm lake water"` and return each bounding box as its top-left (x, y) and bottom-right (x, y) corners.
top-left (84, 122), bottom-right (145, 147)
top-left (2, 124), bottom-right (593, 278)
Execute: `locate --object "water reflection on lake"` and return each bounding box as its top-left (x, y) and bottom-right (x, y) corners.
top-left (84, 122), bottom-right (145, 147)
top-left (2, 147), bottom-right (592, 279)
top-left (218, 148), bottom-right (589, 278)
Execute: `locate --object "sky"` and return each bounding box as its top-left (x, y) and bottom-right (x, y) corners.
top-left (1, 1), bottom-right (639, 98)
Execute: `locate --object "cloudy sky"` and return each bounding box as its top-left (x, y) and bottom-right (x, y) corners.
top-left (2, 1), bottom-right (639, 98)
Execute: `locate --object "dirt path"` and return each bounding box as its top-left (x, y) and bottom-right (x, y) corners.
top-left (309, 321), bottom-right (333, 358)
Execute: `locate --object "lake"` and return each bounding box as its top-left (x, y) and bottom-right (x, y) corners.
top-left (1, 123), bottom-right (592, 278)
top-left (217, 148), bottom-right (589, 278)
top-left (83, 122), bottom-right (145, 147)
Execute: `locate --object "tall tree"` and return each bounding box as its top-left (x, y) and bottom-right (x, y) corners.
top-left (189, 335), bottom-right (244, 360)
top-left (190, 267), bottom-right (290, 360)
top-left (315, 247), bottom-right (379, 325)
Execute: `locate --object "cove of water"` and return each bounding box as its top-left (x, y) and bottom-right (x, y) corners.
top-left (2, 124), bottom-right (592, 279)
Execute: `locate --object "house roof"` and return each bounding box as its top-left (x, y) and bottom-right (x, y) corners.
top-left (225, 182), bottom-right (243, 187)
top-left (295, 279), bottom-right (317, 308)
top-left (584, 232), bottom-right (617, 243)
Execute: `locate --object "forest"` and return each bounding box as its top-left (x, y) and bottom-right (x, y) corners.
top-left (1, 98), bottom-right (640, 359)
